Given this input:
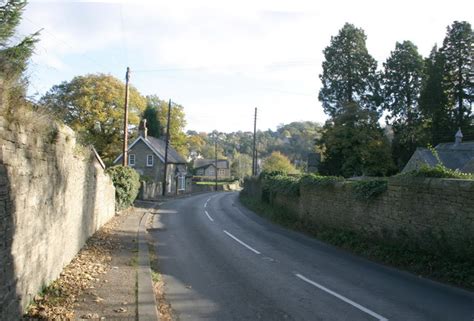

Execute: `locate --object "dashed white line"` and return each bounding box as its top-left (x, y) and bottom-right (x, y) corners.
top-left (223, 230), bottom-right (261, 255)
top-left (204, 210), bottom-right (214, 222)
top-left (295, 273), bottom-right (388, 321)
top-left (204, 197), bottom-right (212, 208)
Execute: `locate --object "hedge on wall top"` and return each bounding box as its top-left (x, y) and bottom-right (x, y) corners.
top-left (106, 165), bottom-right (140, 210)
top-left (262, 174), bottom-right (301, 197)
top-left (299, 173), bottom-right (344, 187)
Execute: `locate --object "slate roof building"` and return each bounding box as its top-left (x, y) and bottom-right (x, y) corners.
top-left (113, 120), bottom-right (190, 195)
top-left (402, 129), bottom-right (474, 174)
top-left (194, 159), bottom-right (231, 180)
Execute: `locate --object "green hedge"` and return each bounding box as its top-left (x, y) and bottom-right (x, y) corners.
top-left (106, 165), bottom-right (140, 210)
top-left (299, 173), bottom-right (344, 187)
top-left (402, 164), bottom-right (474, 179)
top-left (262, 174), bottom-right (300, 197)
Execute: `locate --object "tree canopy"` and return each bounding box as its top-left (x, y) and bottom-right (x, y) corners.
top-left (145, 95), bottom-right (187, 157)
top-left (440, 21), bottom-right (473, 131)
top-left (262, 151), bottom-right (299, 175)
top-left (318, 23), bottom-right (380, 118)
top-left (0, 0), bottom-right (39, 85)
top-left (41, 74), bottom-right (146, 163)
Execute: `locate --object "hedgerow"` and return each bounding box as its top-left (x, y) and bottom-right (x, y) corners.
top-left (299, 173), bottom-right (344, 187)
top-left (262, 174), bottom-right (300, 197)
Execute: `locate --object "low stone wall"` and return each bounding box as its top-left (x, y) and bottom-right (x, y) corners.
top-left (243, 177), bottom-right (474, 258)
top-left (0, 116), bottom-right (115, 320)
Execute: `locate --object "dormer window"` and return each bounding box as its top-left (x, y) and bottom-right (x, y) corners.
top-left (147, 154), bottom-right (154, 167)
top-left (128, 154), bottom-right (136, 166)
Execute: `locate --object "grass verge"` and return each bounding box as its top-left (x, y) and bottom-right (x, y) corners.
top-left (239, 194), bottom-right (474, 290)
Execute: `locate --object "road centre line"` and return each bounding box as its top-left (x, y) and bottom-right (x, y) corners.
top-left (223, 230), bottom-right (261, 255)
top-left (204, 196), bottom-right (213, 208)
top-left (295, 273), bottom-right (388, 321)
top-left (204, 210), bottom-right (214, 222)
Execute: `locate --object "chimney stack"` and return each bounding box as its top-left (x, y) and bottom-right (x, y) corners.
top-left (455, 128), bottom-right (463, 145)
top-left (139, 119), bottom-right (148, 139)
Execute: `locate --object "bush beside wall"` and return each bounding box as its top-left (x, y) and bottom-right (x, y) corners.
top-left (106, 165), bottom-right (140, 210)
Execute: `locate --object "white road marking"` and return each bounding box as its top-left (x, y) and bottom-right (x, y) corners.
top-left (295, 273), bottom-right (388, 321)
top-left (204, 197), bottom-right (212, 208)
top-left (223, 230), bottom-right (261, 255)
top-left (204, 210), bottom-right (214, 222)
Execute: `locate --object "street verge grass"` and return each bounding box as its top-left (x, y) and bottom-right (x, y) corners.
top-left (239, 194), bottom-right (474, 290)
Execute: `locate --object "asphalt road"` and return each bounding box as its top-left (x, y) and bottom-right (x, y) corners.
top-left (150, 192), bottom-right (474, 321)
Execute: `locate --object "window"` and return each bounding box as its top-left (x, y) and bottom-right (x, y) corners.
top-left (146, 154), bottom-right (154, 167)
top-left (178, 175), bottom-right (185, 191)
top-left (208, 168), bottom-right (215, 176)
top-left (128, 154), bottom-right (135, 166)
top-left (219, 169), bottom-right (225, 176)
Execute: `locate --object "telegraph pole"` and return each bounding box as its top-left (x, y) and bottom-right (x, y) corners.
top-left (215, 138), bottom-right (218, 191)
top-left (252, 107), bottom-right (257, 176)
top-left (122, 67), bottom-right (130, 166)
top-left (162, 99), bottom-right (172, 196)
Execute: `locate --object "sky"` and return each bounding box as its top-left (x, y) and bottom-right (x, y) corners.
top-left (18, 0), bottom-right (473, 133)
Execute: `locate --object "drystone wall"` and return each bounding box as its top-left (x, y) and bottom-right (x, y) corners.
top-left (243, 177), bottom-right (474, 258)
top-left (0, 116), bottom-right (115, 320)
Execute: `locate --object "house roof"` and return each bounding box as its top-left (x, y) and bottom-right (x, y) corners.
top-left (194, 159), bottom-right (229, 169)
top-left (113, 136), bottom-right (186, 165)
top-left (146, 136), bottom-right (187, 164)
top-left (402, 141), bottom-right (474, 173)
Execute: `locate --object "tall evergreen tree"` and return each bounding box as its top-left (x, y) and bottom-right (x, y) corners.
top-left (318, 23), bottom-right (391, 176)
top-left (419, 45), bottom-right (451, 144)
top-left (0, 0), bottom-right (39, 83)
top-left (142, 104), bottom-right (161, 138)
top-left (440, 21), bottom-right (474, 134)
top-left (318, 23), bottom-right (381, 118)
top-left (382, 40), bottom-right (426, 168)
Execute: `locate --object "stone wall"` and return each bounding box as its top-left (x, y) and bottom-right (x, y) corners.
top-left (0, 116), bottom-right (116, 320)
top-left (243, 177), bottom-right (474, 258)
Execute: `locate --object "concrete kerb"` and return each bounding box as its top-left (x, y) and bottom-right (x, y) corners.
top-left (137, 207), bottom-right (159, 321)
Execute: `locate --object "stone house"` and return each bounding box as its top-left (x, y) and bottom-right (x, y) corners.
top-left (402, 129), bottom-right (474, 174)
top-left (113, 120), bottom-right (190, 195)
top-left (194, 159), bottom-right (231, 180)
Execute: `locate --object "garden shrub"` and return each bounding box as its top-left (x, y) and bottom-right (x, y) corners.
top-left (106, 165), bottom-right (140, 210)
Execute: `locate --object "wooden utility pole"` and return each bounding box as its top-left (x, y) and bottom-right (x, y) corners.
top-left (215, 138), bottom-right (218, 191)
top-left (162, 99), bottom-right (172, 196)
top-left (122, 67), bottom-right (130, 166)
top-left (252, 107), bottom-right (257, 176)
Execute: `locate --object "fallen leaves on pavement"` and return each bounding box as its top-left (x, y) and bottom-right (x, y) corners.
top-left (24, 212), bottom-right (127, 320)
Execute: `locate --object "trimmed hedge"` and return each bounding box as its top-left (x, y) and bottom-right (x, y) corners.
top-left (106, 165), bottom-right (140, 210)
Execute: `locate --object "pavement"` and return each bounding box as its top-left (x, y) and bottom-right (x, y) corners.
top-left (73, 203), bottom-right (160, 321)
top-left (149, 191), bottom-right (474, 321)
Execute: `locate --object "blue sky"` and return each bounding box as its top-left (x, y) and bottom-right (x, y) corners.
top-left (19, 0), bottom-right (473, 133)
